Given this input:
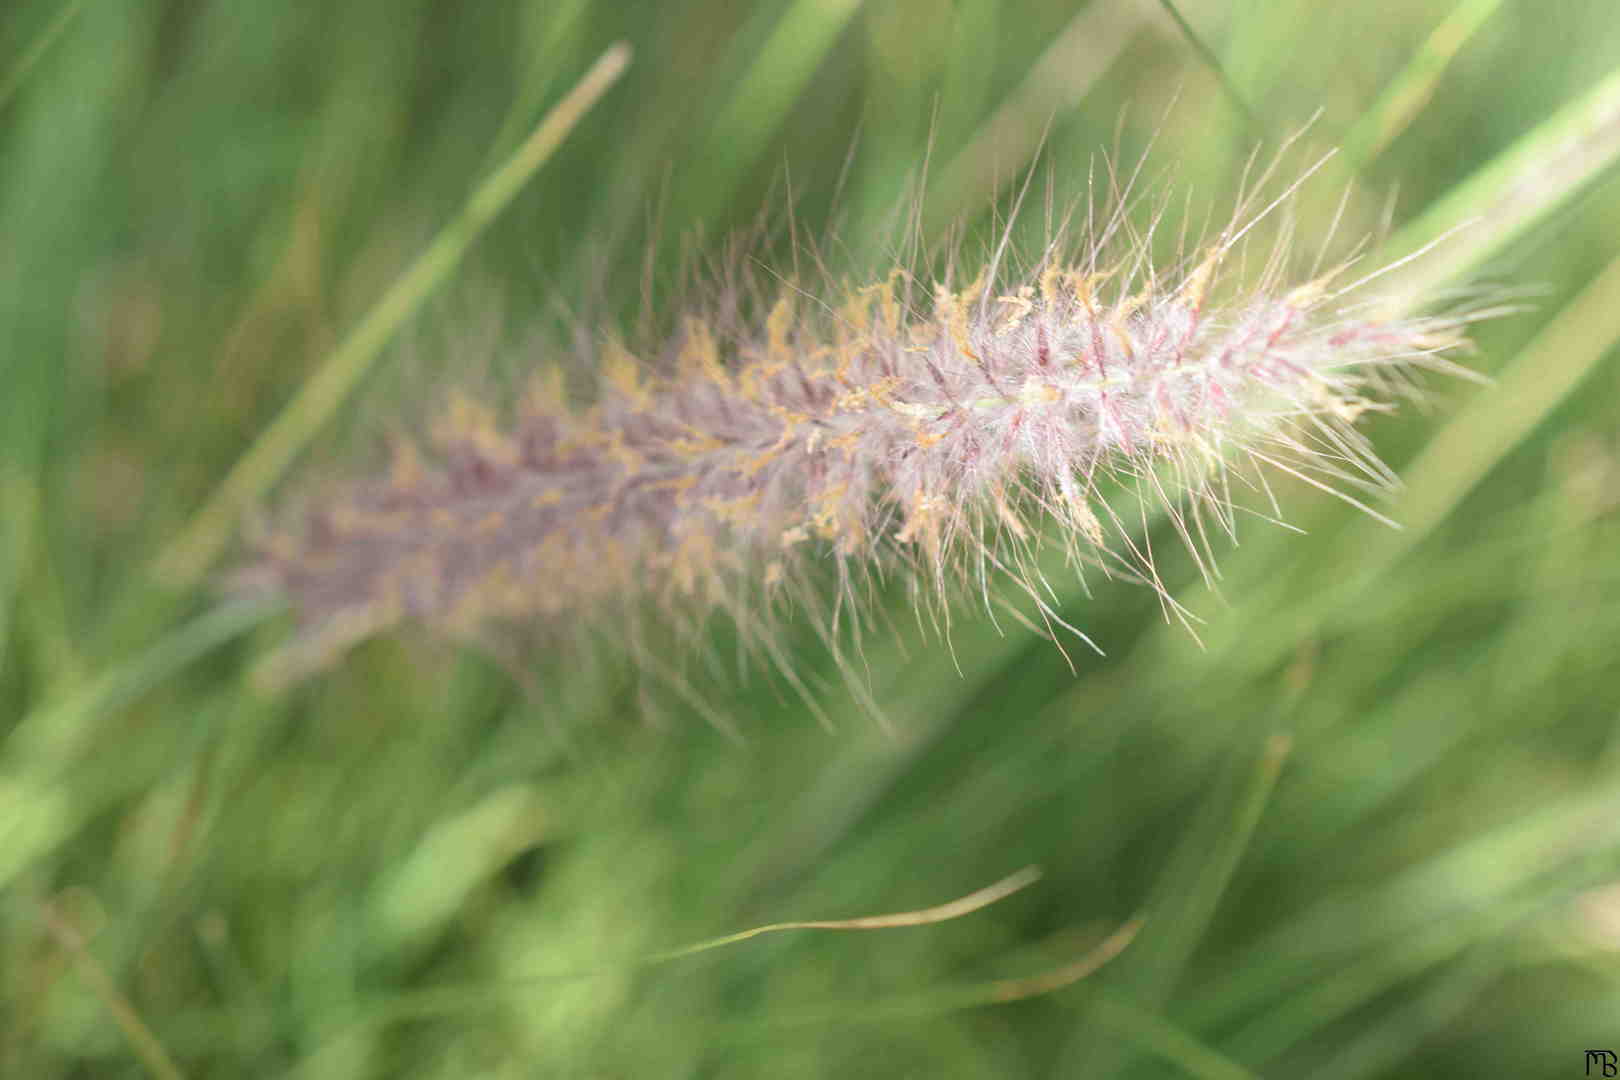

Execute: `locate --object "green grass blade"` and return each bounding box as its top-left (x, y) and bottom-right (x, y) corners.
top-left (682, 0), bottom-right (866, 223)
top-left (1153, 0), bottom-right (1259, 136)
top-left (154, 43), bottom-right (632, 585)
top-left (924, 1), bottom-right (1145, 231)
top-left (1089, 993), bottom-right (1262, 1080)
top-left (1129, 733), bottom-right (1294, 999)
top-left (1187, 761), bottom-right (1620, 1030)
top-left (0, 464), bottom-right (38, 677)
top-left (1222, 895), bottom-right (1537, 1066)
top-left (1062, 732), bottom-right (1292, 1074)
top-left (1369, 249), bottom-right (1620, 564)
top-left (1381, 60), bottom-right (1620, 304)
top-left (1182, 244), bottom-right (1620, 697)
top-left (0, 0), bottom-right (84, 115)
top-left (1341, 0), bottom-right (1509, 168)
top-left (7, 599), bottom-right (278, 770)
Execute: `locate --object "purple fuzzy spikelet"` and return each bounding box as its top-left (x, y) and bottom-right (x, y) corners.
top-left (239, 165), bottom-right (1483, 688)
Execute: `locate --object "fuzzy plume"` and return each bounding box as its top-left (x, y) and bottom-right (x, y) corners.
top-left (238, 155), bottom-right (1482, 692)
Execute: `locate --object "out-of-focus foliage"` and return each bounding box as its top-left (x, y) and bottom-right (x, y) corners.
top-left (4, 1), bottom-right (1620, 1077)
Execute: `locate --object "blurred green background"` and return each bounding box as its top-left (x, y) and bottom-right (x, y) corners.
top-left (6, 0), bottom-right (1620, 1076)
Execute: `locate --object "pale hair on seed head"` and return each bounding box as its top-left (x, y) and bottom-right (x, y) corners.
top-left (235, 135), bottom-right (1496, 723)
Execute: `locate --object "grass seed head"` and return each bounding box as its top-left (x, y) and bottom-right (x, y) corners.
top-left (238, 149), bottom-right (1491, 701)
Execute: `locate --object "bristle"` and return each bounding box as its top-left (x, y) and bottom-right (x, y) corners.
top-left (239, 163), bottom-right (1491, 694)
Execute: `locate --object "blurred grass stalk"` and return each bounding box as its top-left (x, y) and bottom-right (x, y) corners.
top-left (923, 0), bottom-right (1146, 232)
top-left (1340, 0), bottom-right (1510, 169)
top-left (1382, 59), bottom-right (1620, 303)
top-left (153, 42), bottom-right (632, 586)
top-left (682, 0), bottom-right (866, 224)
top-left (1173, 60), bottom-right (1620, 696)
top-left (0, 0), bottom-right (83, 116)
top-left (1062, 733), bottom-right (1292, 1074)
top-left (0, 29), bottom-right (633, 961)
top-left (0, 1), bottom-right (88, 676)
